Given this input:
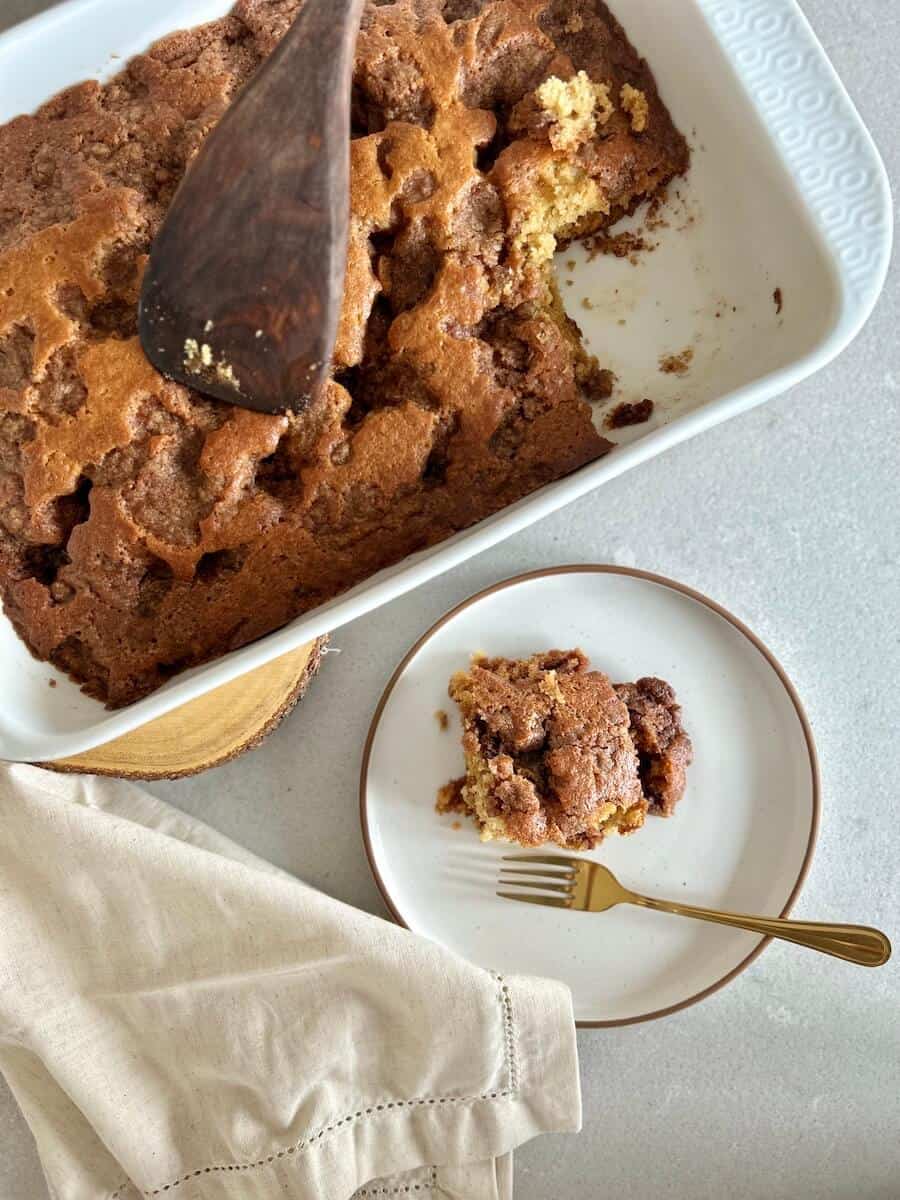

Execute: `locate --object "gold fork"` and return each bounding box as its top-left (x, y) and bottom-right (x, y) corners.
top-left (499, 856), bottom-right (891, 967)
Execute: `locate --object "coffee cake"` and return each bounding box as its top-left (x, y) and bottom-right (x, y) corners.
top-left (0, 1), bottom-right (688, 704)
top-left (440, 649), bottom-right (691, 848)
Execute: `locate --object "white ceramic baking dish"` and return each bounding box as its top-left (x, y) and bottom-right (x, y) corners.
top-left (0, 0), bottom-right (891, 763)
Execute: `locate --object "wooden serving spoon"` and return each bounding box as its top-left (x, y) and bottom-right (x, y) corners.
top-left (139, 0), bottom-right (366, 415)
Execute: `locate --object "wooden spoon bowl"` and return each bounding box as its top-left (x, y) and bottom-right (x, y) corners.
top-left (139, 0), bottom-right (366, 414)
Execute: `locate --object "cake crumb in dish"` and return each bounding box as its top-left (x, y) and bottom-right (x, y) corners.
top-left (659, 348), bottom-right (694, 375)
top-left (440, 649), bottom-right (691, 849)
top-left (215, 359), bottom-right (241, 391)
top-left (644, 191), bottom-right (671, 232)
top-left (581, 364), bottom-right (617, 403)
top-left (435, 709), bottom-right (449, 731)
top-left (621, 84), bottom-right (650, 133)
top-left (585, 229), bottom-right (648, 261)
top-left (607, 399), bottom-right (654, 428)
top-left (510, 160), bottom-right (607, 267)
top-left (184, 339), bottom-right (241, 392)
top-left (774, 287), bottom-right (784, 315)
top-left (535, 72), bottom-right (613, 151)
top-left (183, 338), bottom-right (212, 370)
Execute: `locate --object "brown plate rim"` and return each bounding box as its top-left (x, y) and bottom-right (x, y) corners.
top-left (359, 564), bottom-right (821, 1029)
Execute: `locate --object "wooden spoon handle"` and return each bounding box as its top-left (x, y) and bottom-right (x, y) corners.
top-left (233, 0), bottom-right (367, 395)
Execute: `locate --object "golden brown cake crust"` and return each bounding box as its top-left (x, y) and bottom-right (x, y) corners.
top-left (0, 0), bottom-right (687, 706)
top-left (444, 649), bottom-right (691, 848)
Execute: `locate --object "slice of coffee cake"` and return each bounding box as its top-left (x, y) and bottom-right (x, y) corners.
top-left (440, 648), bottom-right (691, 848)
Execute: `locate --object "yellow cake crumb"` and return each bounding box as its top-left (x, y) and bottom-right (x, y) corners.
top-left (513, 161), bottom-right (607, 266)
top-left (620, 84), bottom-right (649, 133)
top-left (536, 71), bottom-right (613, 151)
top-left (435, 709), bottom-right (449, 731)
top-left (184, 338), bottom-right (242, 393)
top-left (564, 13), bottom-right (584, 33)
top-left (216, 360), bottom-right (241, 390)
top-left (538, 669), bottom-right (566, 705)
top-left (184, 338), bottom-right (214, 370)
top-left (659, 347), bottom-right (694, 376)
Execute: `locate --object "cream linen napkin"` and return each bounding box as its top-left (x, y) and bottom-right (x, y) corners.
top-left (0, 763), bottom-right (580, 1200)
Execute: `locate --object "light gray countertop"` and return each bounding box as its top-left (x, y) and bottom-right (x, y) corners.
top-left (1, 2), bottom-right (898, 1197)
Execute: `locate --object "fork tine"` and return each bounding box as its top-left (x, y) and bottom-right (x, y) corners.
top-left (499, 867), bottom-right (575, 881)
top-left (502, 854), bottom-right (581, 867)
top-left (497, 891), bottom-right (571, 909)
top-left (498, 879), bottom-right (574, 895)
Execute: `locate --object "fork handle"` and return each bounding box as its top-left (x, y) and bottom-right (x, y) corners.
top-left (630, 894), bottom-right (891, 967)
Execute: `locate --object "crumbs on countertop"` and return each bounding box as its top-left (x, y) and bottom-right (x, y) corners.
top-left (659, 347), bottom-right (694, 376)
top-left (607, 399), bottom-right (654, 429)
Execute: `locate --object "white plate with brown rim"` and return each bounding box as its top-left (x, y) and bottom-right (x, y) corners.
top-left (360, 566), bottom-right (819, 1026)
